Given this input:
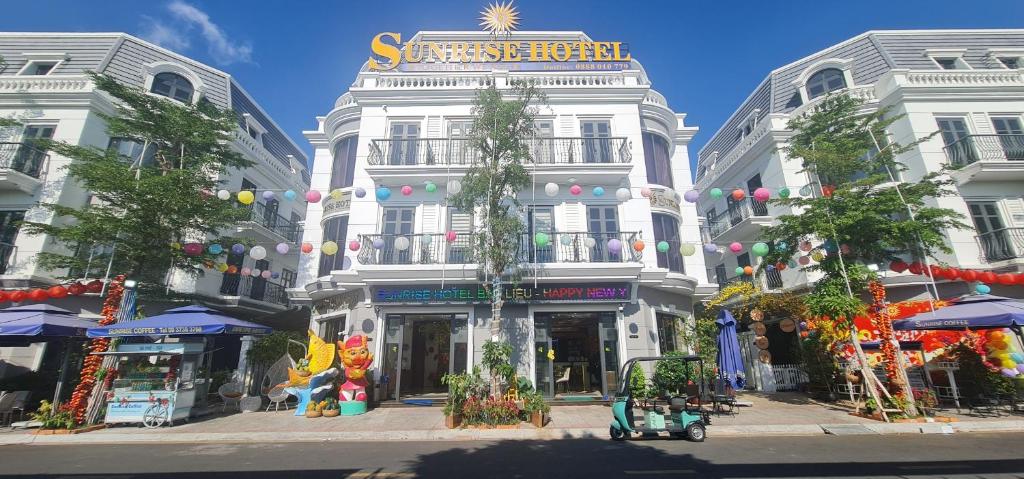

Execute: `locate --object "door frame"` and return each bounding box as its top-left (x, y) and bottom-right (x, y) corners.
top-left (374, 306), bottom-right (475, 400)
top-left (528, 304), bottom-right (624, 398)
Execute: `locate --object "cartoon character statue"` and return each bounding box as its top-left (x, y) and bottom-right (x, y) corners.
top-left (337, 335), bottom-right (374, 402)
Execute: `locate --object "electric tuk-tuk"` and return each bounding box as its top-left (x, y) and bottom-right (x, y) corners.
top-left (610, 355), bottom-right (711, 442)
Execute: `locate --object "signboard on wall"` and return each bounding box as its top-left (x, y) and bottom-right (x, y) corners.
top-left (372, 283), bottom-right (631, 304)
top-left (322, 190), bottom-right (352, 219)
top-left (649, 188), bottom-right (680, 212)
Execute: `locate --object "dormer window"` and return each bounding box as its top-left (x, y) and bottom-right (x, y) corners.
top-left (925, 49), bottom-right (969, 71)
top-left (21, 61), bottom-right (57, 76)
top-left (242, 114), bottom-right (267, 147)
top-left (150, 72), bottom-right (195, 103)
top-left (807, 68), bottom-right (846, 99)
top-left (15, 52), bottom-right (67, 76)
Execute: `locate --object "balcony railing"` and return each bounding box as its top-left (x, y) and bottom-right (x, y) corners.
top-left (367, 137), bottom-right (631, 166)
top-left (243, 201), bottom-right (299, 242)
top-left (219, 273), bottom-right (289, 306)
top-left (356, 231), bottom-right (644, 265)
top-left (0, 142), bottom-right (48, 178)
top-left (0, 241), bottom-right (15, 274)
top-left (517, 232), bottom-right (643, 264)
top-left (715, 273), bottom-right (753, 288)
top-left (706, 198), bottom-right (770, 238)
top-left (944, 134), bottom-right (1024, 167)
top-left (976, 227), bottom-right (1024, 262)
top-left (764, 268), bottom-right (783, 289)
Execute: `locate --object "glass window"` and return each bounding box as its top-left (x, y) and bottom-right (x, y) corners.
top-left (318, 215), bottom-right (349, 275)
top-left (656, 313), bottom-right (680, 353)
top-left (806, 68), bottom-right (846, 99)
top-left (280, 268), bottom-right (296, 288)
top-left (150, 72), bottom-right (194, 103)
top-left (642, 132), bottom-right (673, 188)
top-left (108, 137), bottom-right (156, 167)
top-left (581, 120), bottom-right (612, 163)
top-left (651, 213), bottom-right (684, 273)
top-left (319, 316), bottom-right (346, 343)
top-left (999, 57), bottom-right (1020, 69)
top-left (330, 136), bottom-right (358, 190)
top-left (0, 210), bottom-right (25, 274)
top-left (934, 58), bottom-right (959, 70)
top-left (22, 61), bottom-right (57, 76)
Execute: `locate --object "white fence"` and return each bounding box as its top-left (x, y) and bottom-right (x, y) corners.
top-left (771, 364), bottom-right (808, 391)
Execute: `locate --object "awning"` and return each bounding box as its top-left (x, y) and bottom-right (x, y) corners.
top-left (892, 294), bottom-right (1024, 331)
top-left (0, 304), bottom-right (98, 338)
top-left (87, 305), bottom-right (273, 338)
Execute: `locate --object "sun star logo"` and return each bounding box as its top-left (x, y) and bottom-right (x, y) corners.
top-left (479, 1), bottom-right (520, 36)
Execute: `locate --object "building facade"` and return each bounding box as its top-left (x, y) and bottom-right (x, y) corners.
top-left (295, 30), bottom-right (714, 400)
top-left (0, 33), bottom-right (309, 376)
top-left (695, 29), bottom-right (1024, 386)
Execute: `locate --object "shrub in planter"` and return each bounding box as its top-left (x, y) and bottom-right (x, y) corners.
top-left (482, 397), bottom-right (520, 426)
top-left (442, 366), bottom-right (487, 428)
top-left (522, 391), bottom-right (550, 428)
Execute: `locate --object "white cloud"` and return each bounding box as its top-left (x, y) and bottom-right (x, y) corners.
top-left (139, 15), bottom-right (190, 52)
top-left (167, 1), bottom-right (253, 65)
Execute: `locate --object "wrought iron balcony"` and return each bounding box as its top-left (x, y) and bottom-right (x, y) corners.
top-left (357, 233), bottom-right (477, 265)
top-left (976, 227), bottom-right (1024, 262)
top-left (517, 231), bottom-right (643, 264)
top-left (243, 201), bottom-right (299, 242)
top-left (0, 142), bottom-right (48, 178)
top-left (0, 241), bottom-right (15, 274)
top-left (715, 272), bottom-right (753, 288)
top-left (944, 134), bottom-right (1024, 167)
top-left (764, 267), bottom-right (783, 289)
top-left (706, 198), bottom-right (770, 239)
top-left (367, 137), bottom-right (631, 166)
top-left (219, 273), bottom-right (289, 306)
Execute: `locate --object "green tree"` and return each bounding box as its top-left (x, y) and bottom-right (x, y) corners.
top-left (449, 82), bottom-right (545, 338)
top-left (758, 93), bottom-right (968, 415)
top-left (22, 72), bottom-right (252, 287)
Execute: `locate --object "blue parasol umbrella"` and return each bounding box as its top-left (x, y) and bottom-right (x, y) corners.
top-left (893, 294), bottom-right (1024, 347)
top-left (87, 305), bottom-right (272, 338)
top-left (715, 309), bottom-right (746, 389)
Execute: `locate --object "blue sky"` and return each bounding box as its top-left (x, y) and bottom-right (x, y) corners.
top-left (3, 0), bottom-right (1022, 173)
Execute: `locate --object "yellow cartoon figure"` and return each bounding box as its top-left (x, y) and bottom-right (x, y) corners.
top-left (337, 335), bottom-right (373, 402)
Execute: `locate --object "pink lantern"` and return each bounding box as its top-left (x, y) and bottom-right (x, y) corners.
top-left (798, 256), bottom-right (810, 266)
top-left (182, 243), bottom-right (204, 256)
top-left (840, 244), bottom-right (851, 254)
top-left (753, 187), bottom-right (770, 203)
top-left (261, 270), bottom-right (272, 279)
top-left (569, 184), bottom-right (582, 196)
top-left (445, 231), bottom-right (458, 243)
top-left (240, 267), bottom-right (252, 276)
top-left (640, 187), bottom-right (653, 198)
top-left (348, 240), bottom-right (361, 251)
top-left (799, 241), bottom-right (813, 252)
top-left (305, 190), bottom-right (322, 203)
top-left (729, 242), bottom-right (742, 253)
top-left (401, 185), bottom-right (413, 196)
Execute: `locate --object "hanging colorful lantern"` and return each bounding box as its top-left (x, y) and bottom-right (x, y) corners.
top-left (249, 246), bottom-right (267, 260)
top-left (275, 243), bottom-right (289, 255)
top-left (798, 256), bottom-right (810, 266)
top-left (237, 190), bottom-right (255, 205)
top-left (226, 265), bottom-right (238, 274)
top-left (980, 271), bottom-right (998, 284)
top-left (680, 243), bottom-right (696, 256)
top-left (544, 183), bottom-right (559, 197)
top-left (729, 242), bottom-right (742, 253)
top-left (559, 235), bottom-right (572, 246)
top-left (348, 240), bottom-right (360, 252)
top-left (231, 243), bottom-right (246, 255)
top-left (977, 284), bottom-right (992, 294)
top-left (420, 235), bottom-right (433, 245)
top-left (998, 273), bottom-right (1016, 285)
top-left (752, 188), bottom-right (770, 202)
top-left (656, 241), bottom-right (670, 253)
top-left (262, 191), bottom-right (275, 201)
top-left (584, 237), bottom-right (597, 248)
top-left (775, 262), bottom-right (787, 271)
top-left (321, 241), bottom-right (339, 256)
top-left (353, 187), bottom-right (366, 198)
top-left (86, 280), bottom-right (104, 293)
top-left (447, 180), bottom-right (462, 195)
top-left (183, 243), bottom-right (203, 256)
top-left (284, 189), bottom-right (297, 200)
top-left (67, 283), bottom-right (86, 296)
top-left (592, 186), bottom-right (605, 197)
top-left (445, 231), bottom-right (458, 243)
top-left (216, 189), bottom-right (231, 200)
top-left (534, 232), bottom-right (550, 247)
top-left (372, 238), bottom-right (385, 249)
top-left (261, 270), bottom-right (272, 279)
top-left (9, 290), bottom-right (27, 303)
top-left (29, 289), bottom-right (48, 302)
top-left (703, 243), bottom-right (718, 254)
top-left (305, 190), bottom-right (322, 203)
top-left (960, 269), bottom-right (979, 282)
top-left (889, 260), bottom-right (909, 273)
top-left (633, 240), bottom-right (645, 252)
top-left (778, 187), bottom-right (791, 199)
top-left (735, 266), bottom-right (744, 276)
top-left (799, 241), bottom-right (813, 252)
top-left (731, 189), bottom-right (745, 201)
top-left (607, 238), bottom-right (623, 254)
top-left (425, 182), bottom-right (437, 193)
top-left (751, 242), bottom-right (769, 257)
top-left (743, 266), bottom-right (753, 276)
top-left (615, 187), bottom-right (631, 201)
top-left (394, 236), bottom-right (410, 251)
top-left (821, 185), bottom-right (835, 198)
top-left (810, 250), bottom-right (825, 262)
top-left (683, 190), bottom-right (699, 203)
top-left (240, 267), bottom-right (252, 276)
top-left (208, 244), bottom-right (223, 255)
top-left (330, 189), bottom-right (344, 200)
top-left (640, 187), bottom-right (652, 198)
top-left (401, 185), bottom-right (413, 196)
top-left (216, 263), bottom-right (229, 273)
top-left (709, 188), bottom-right (723, 200)
top-left (47, 285), bottom-right (68, 299)
top-left (301, 243), bottom-right (314, 254)
top-left (250, 268), bottom-right (261, 278)
top-left (376, 186), bottom-right (392, 201)
top-left (569, 184), bottom-right (582, 196)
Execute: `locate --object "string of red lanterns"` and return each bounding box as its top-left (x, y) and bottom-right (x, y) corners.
top-left (889, 260), bottom-right (1024, 286)
top-left (0, 280), bottom-right (104, 304)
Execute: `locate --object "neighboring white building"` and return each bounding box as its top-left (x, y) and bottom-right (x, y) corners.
top-left (295, 30), bottom-right (715, 400)
top-left (0, 33), bottom-right (309, 377)
top-left (697, 29), bottom-right (1024, 301)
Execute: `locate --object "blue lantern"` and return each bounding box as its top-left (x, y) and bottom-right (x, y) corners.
top-left (376, 186), bottom-right (392, 201)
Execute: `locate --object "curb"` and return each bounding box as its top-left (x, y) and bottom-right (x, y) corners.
top-left (3, 421), bottom-right (1023, 445)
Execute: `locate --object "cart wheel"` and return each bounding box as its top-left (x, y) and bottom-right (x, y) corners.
top-left (143, 404), bottom-right (168, 428)
top-left (609, 425), bottom-right (626, 441)
top-left (685, 422), bottom-right (706, 442)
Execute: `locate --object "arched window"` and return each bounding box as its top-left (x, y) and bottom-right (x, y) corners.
top-left (330, 136), bottom-right (358, 190)
top-left (642, 132), bottom-right (673, 188)
top-left (150, 72), bottom-right (195, 103)
top-left (319, 216), bottom-right (349, 276)
top-left (651, 213), bottom-right (684, 273)
top-left (806, 68), bottom-right (846, 99)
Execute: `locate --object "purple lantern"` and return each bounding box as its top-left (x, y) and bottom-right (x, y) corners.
top-left (703, 243), bottom-right (718, 254)
top-left (607, 238), bottom-right (623, 254)
top-left (275, 242), bottom-right (290, 255)
top-left (231, 243), bottom-right (246, 255)
top-left (262, 190), bottom-right (275, 201)
top-left (272, 272), bottom-right (280, 279)
top-left (372, 238), bottom-right (385, 249)
top-left (261, 270), bottom-right (272, 279)
top-left (683, 190), bottom-right (699, 203)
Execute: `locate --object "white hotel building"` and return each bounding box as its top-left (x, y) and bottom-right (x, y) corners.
top-left (295, 30), bottom-right (715, 400)
top-left (0, 33), bottom-right (309, 376)
top-left (697, 29), bottom-right (1024, 304)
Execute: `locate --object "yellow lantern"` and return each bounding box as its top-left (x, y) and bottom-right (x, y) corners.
top-left (237, 190), bottom-right (255, 205)
top-left (216, 263), bottom-right (229, 273)
top-left (321, 241), bottom-right (339, 256)
top-left (810, 250), bottom-right (825, 262)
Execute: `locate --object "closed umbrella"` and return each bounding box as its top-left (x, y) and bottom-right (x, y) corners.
top-left (715, 309), bottom-right (746, 389)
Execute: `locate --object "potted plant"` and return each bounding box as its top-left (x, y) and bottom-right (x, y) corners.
top-left (522, 391), bottom-right (550, 428)
top-left (442, 366), bottom-right (487, 429)
top-left (322, 397), bottom-right (340, 417)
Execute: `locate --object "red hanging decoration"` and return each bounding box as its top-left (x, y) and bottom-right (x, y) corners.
top-left (66, 276), bottom-right (125, 426)
top-left (869, 281), bottom-right (903, 395)
top-left (960, 270), bottom-right (979, 282)
top-left (979, 271), bottom-right (998, 284)
top-left (86, 280), bottom-right (104, 294)
top-left (997, 273), bottom-right (1016, 286)
top-left (67, 283), bottom-right (86, 296)
top-left (889, 260), bottom-right (908, 273)
top-left (47, 285), bottom-right (68, 299)
top-left (9, 290), bottom-right (26, 303)
top-left (28, 289), bottom-right (48, 302)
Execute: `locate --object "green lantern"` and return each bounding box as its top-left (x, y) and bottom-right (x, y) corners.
top-left (778, 187), bottom-right (790, 198)
top-left (534, 232), bottom-right (550, 247)
top-left (734, 266), bottom-right (745, 276)
top-left (752, 242), bottom-right (770, 257)
top-left (709, 188), bottom-right (723, 200)
top-left (656, 241), bottom-right (670, 253)
top-left (425, 182), bottom-right (437, 193)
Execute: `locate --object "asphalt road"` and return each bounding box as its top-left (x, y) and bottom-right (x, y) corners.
top-left (1, 433), bottom-right (1023, 478)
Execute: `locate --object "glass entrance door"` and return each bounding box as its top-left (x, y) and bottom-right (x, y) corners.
top-left (380, 313), bottom-right (468, 400)
top-left (534, 312), bottom-right (619, 399)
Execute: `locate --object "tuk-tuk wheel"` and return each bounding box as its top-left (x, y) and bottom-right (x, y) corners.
top-left (686, 422), bottom-right (706, 442)
top-left (609, 425), bottom-right (626, 441)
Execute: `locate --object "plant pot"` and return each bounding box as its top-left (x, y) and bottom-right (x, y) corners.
top-left (322, 409), bottom-right (340, 417)
top-left (445, 414), bottom-right (462, 429)
top-left (530, 411), bottom-right (546, 428)
top-left (305, 410), bottom-right (322, 418)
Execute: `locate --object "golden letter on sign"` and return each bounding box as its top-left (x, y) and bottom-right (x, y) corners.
top-left (612, 42), bottom-right (631, 61)
top-left (593, 42), bottom-right (611, 61)
top-left (369, 32), bottom-right (402, 71)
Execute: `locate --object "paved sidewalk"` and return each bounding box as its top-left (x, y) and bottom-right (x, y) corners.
top-left (3, 392), bottom-right (1022, 445)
